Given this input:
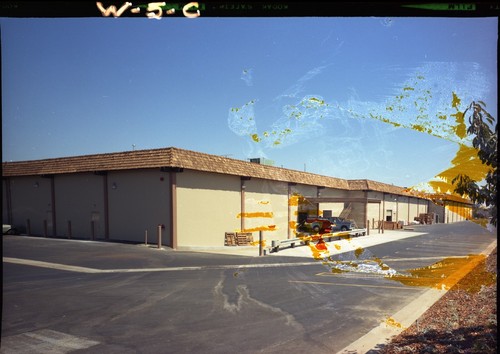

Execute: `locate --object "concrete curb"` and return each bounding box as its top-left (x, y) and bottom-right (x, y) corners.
top-left (336, 238), bottom-right (498, 354)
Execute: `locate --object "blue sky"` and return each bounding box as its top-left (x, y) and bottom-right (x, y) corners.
top-left (1, 14), bottom-right (497, 189)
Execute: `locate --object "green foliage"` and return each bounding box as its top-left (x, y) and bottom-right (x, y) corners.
top-left (452, 101), bottom-right (497, 226)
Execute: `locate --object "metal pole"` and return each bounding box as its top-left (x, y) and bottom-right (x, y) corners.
top-left (26, 219), bottom-right (31, 235)
top-left (145, 230), bottom-right (148, 246)
top-left (367, 220), bottom-right (370, 235)
top-left (91, 221), bottom-right (95, 240)
top-left (259, 230), bottom-right (263, 256)
top-left (158, 224), bottom-right (162, 249)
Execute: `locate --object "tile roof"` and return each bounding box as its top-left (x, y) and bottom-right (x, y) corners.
top-left (2, 147), bottom-right (350, 189)
top-left (348, 179), bottom-right (411, 195)
top-left (1, 147), bottom-right (451, 200)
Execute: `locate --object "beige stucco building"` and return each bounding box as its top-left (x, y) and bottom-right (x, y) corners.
top-left (2, 147), bottom-right (473, 249)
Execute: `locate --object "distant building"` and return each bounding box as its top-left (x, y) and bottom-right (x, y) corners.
top-left (2, 147), bottom-right (472, 249)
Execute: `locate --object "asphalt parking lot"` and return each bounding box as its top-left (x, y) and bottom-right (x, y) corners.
top-left (2, 222), bottom-right (497, 353)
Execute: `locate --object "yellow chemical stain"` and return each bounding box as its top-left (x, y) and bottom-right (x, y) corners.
top-left (251, 133), bottom-right (260, 142)
top-left (298, 196), bottom-right (311, 206)
top-left (333, 244), bottom-right (341, 251)
top-left (456, 258), bottom-right (496, 293)
top-left (307, 243), bottom-right (322, 260)
top-left (385, 317), bottom-right (405, 329)
top-left (412, 124), bottom-right (425, 132)
top-left (338, 233), bottom-right (352, 241)
top-left (237, 212), bottom-right (273, 218)
top-left (354, 247), bottom-right (364, 258)
top-left (315, 239), bottom-right (328, 251)
top-left (330, 267), bottom-right (346, 274)
top-left (443, 144), bottom-right (491, 182)
top-left (288, 195), bottom-right (299, 206)
top-left (451, 111), bottom-right (466, 139)
top-left (388, 254), bottom-right (487, 291)
top-left (471, 218), bottom-right (489, 228)
top-left (451, 91), bottom-right (461, 108)
top-left (446, 204), bottom-right (473, 220)
top-left (415, 142), bottom-right (492, 206)
top-left (259, 201), bottom-right (270, 205)
top-left (250, 240), bottom-right (266, 247)
top-left (240, 225), bottom-right (276, 233)
top-left (307, 242), bottom-right (329, 260)
top-left (289, 221), bottom-right (297, 230)
top-left (308, 97), bottom-right (325, 104)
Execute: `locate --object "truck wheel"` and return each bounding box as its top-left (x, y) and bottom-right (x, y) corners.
top-left (313, 225), bottom-right (320, 233)
top-left (340, 226), bottom-right (348, 231)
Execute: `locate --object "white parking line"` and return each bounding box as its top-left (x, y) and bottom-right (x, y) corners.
top-left (3, 257), bottom-right (101, 273)
top-left (288, 280), bottom-right (422, 290)
top-left (3, 257), bottom-right (320, 274)
top-left (0, 329), bottom-right (100, 354)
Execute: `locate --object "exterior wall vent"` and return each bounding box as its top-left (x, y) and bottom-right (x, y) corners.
top-left (249, 158), bottom-right (274, 166)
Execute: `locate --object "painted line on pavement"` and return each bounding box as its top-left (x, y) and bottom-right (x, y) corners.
top-left (3, 257), bottom-right (102, 273)
top-left (288, 280), bottom-right (421, 290)
top-left (0, 329), bottom-right (100, 353)
top-left (3, 257), bottom-right (320, 274)
top-left (378, 256), bottom-right (469, 262)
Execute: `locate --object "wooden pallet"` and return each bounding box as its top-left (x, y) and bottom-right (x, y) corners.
top-left (225, 232), bottom-right (237, 246)
top-left (236, 232), bottom-right (253, 245)
top-left (419, 213), bottom-right (435, 224)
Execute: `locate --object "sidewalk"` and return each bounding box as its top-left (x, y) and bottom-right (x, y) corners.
top-left (180, 228), bottom-right (427, 258)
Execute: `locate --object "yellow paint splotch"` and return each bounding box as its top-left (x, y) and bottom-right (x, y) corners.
top-left (451, 91), bottom-right (461, 108)
top-left (388, 254), bottom-right (487, 291)
top-left (451, 111), bottom-right (466, 139)
top-left (385, 317), bottom-right (406, 329)
top-left (427, 143), bottom-right (493, 198)
top-left (288, 195), bottom-right (300, 206)
top-left (250, 240), bottom-right (267, 247)
top-left (237, 212), bottom-right (273, 218)
top-left (240, 225), bottom-right (277, 233)
top-left (354, 247), bottom-right (364, 258)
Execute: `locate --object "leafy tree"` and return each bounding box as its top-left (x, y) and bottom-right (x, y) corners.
top-left (452, 101), bottom-right (497, 226)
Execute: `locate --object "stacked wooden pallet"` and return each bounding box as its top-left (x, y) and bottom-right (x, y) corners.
top-left (419, 213), bottom-right (435, 224)
top-left (236, 232), bottom-right (253, 245)
top-left (225, 232), bottom-right (236, 246)
top-left (225, 232), bottom-right (253, 246)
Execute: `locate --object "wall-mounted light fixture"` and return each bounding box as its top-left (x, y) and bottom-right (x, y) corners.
top-left (112, 182), bottom-right (117, 190)
top-left (33, 182), bottom-right (39, 188)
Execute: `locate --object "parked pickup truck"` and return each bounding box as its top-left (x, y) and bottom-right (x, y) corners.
top-left (328, 217), bottom-right (356, 232)
top-left (298, 216), bottom-right (355, 234)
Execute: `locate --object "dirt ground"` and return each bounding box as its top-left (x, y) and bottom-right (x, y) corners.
top-left (380, 247), bottom-right (497, 353)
